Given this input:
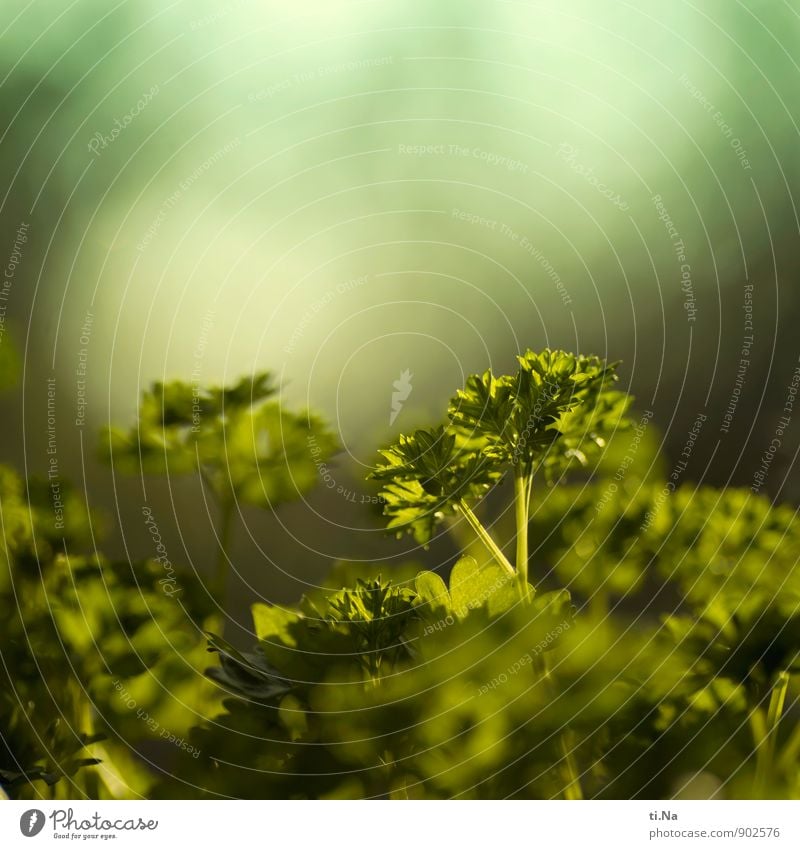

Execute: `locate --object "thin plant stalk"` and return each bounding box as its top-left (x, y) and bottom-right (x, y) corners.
top-left (456, 499), bottom-right (516, 579)
top-left (77, 690), bottom-right (128, 800)
top-left (514, 470), bottom-right (529, 587)
top-left (753, 671), bottom-right (790, 796)
top-left (777, 698), bottom-right (800, 772)
top-left (541, 655), bottom-right (584, 799)
top-left (560, 733), bottom-right (584, 800)
top-left (198, 463), bottom-right (235, 610)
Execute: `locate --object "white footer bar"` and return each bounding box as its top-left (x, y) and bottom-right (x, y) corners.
top-left (1, 800), bottom-right (798, 848)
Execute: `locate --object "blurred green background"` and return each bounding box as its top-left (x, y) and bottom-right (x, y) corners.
top-left (1, 0), bottom-right (798, 625)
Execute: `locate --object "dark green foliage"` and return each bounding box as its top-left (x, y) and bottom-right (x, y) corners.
top-left (2, 369), bottom-right (336, 798)
top-left (370, 427), bottom-right (504, 544)
top-left (182, 557), bottom-right (687, 799)
top-left (102, 372), bottom-right (339, 509)
top-left (448, 349), bottom-right (630, 478)
top-left (372, 350), bottom-right (632, 547)
top-left (0, 458), bottom-right (217, 798)
top-left (190, 349), bottom-right (800, 799)
top-left (3, 347), bottom-right (800, 800)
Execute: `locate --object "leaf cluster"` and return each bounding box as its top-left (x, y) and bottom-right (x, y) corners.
top-left (102, 372), bottom-right (338, 510)
top-left (372, 349), bottom-right (632, 543)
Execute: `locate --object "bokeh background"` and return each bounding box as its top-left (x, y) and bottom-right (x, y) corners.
top-left (1, 0), bottom-right (798, 633)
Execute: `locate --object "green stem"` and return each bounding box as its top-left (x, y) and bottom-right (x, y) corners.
top-left (199, 467), bottom-right (235, 615)
top-left (525, 472), bottom-right (535, 515)
top-left (560, 732), bottom-right (584, 800)
top-left (77, 693), bottom-right (128, 800)
top-left (753, 671), bottom-right (790, 796)
top-left (456, 499), bottom-right (516, 579)
top-left (777, 704), bottom-right (800, 772)
top-left (541, 654), bottom-right (583, 799)
top-left (514, 470), bottom-right (530, 590)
